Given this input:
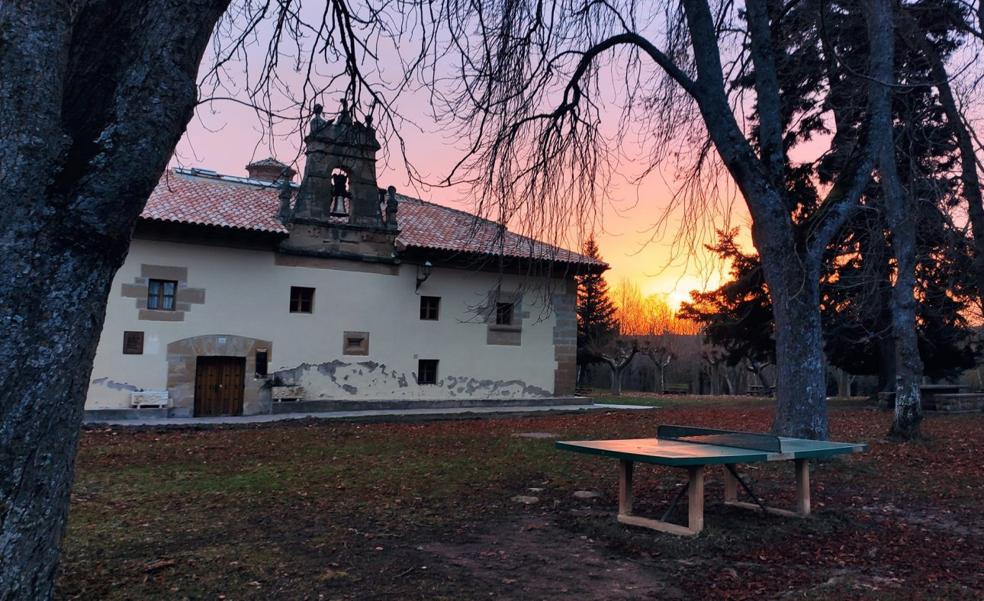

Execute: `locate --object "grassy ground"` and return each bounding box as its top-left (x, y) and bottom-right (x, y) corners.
top-left (58, 396), bottom-right (984, 600)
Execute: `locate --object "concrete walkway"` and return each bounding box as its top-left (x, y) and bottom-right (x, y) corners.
top-left (83, 403), bottom-right (653, 427)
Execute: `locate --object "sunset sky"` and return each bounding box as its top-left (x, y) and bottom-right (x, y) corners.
top-left (172, 9), bottom-right (755, 310)
top-left (174, 97), bottom-right (744, 309)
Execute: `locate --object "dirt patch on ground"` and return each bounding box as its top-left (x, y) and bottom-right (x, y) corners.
top-left (421, 516), bottom-right (681, 599)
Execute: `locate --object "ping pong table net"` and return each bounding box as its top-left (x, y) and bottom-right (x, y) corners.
top-left (657, 425), bottom-right (784, 453)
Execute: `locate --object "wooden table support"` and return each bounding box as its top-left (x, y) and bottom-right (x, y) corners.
top-left (616, 460), bottom-right (705, 536)
top-left (615, 460), bottom-right (812, 536)
top-left (618, 459), bottom-right (633, 515)
top-left (795, 458), bottom-right (810, 515)
top-left (723, 459), bottom-right (812, 518)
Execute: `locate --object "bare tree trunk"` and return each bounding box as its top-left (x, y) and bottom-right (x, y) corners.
top-left (749, 360), bottom-right (772, 392)
top-left (836, 368), bottom-right (852, 398)
top-left (0, 2), bottom-right (228, 598)
top-left (764, 258), bottom-right (829, 438)
top-left (722, 367), bottom-right (735, 396)
top-left (611, 361), bottom-right (631, 396)
top-left (876, 248), bottom-right (897, 393)
top-left (864, 0), bottom-right (923, 440)
top-left (607, 362), bottom-right (623, 395)
top-left (612, 367), bottom-right (624, 395)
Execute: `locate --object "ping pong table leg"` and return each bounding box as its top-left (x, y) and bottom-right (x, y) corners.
top-left (795, 459), bottom-right (811, 516)
top-left (723, 466), bottom-right (738, 503)
top-left (618, 459), bottom-right (634, 516)
top-left (687, 465), bottom-right (705, 533)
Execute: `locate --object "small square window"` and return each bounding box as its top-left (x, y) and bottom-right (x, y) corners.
top-left (290, 286), bottom-right (314, 313)
top-left (495, 302), bottom-right (514, 326)
top-left (255, 349), bottom-right (268, 377)
top-left (417, 359), bottom-right (438, 385)
top-left (123, 331), bottom-right (144, 355)
top-left (147, 279), bottom-right (177, 311)
top-left (343, 331), bottom-right (369, 356)
top-left (420, 296), bottom-right (440, 320)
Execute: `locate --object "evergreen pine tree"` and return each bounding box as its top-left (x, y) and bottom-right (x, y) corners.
top-left (576, 236), bottom-right (618, 360)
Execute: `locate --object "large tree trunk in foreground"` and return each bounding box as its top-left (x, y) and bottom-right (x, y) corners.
top-left (764, 257), bottom-right (829, 439)
top-left (863, 0), bottom-right (923, 440)
top-left (0, 2), bottom-right (228, 598)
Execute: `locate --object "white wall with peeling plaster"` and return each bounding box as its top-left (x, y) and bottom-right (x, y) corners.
top-left (86, 237), bottom-right (571, 415)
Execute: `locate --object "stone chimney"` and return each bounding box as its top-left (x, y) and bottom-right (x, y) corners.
top-left (245, 157), bottom-right (296, 183)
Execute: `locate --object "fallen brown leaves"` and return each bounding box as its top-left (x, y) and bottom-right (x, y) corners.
top-left (59, 402), bottom-right (984, 600)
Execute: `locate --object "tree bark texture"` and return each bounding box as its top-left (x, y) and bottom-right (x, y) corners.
top-left (0, 1), bottom-right (229, 598)
top-left (862, 0), bottom-right (923, 439)
top-left (761, 256), bottom-right (829, 438)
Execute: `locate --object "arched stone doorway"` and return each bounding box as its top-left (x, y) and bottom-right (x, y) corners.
top-left (166, 334), bottom-right (272, 417)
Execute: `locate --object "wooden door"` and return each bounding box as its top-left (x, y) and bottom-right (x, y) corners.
top-left (194, 356), bottom-right (245, 416)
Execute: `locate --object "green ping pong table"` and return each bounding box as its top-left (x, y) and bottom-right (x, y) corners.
top-left (556, 425), bottom-right (867, 536)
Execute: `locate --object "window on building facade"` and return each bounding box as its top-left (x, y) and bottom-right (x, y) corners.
top-left (495, 302), bottom-right (514, 326)
top-left (290, 286), bottom-right (315, 313)
top-left (420, 296), bottom-right (440, 320)
top-left (417, 359), bottom-right (438, 385)
top-left (123, 331), bottom-right (144, 355)
top-left (147, 279), bottom-right (177, 311)
top-left (343, 331), bottom-right (369, 355)
top-left (255, 349), bottom-right (268, 377)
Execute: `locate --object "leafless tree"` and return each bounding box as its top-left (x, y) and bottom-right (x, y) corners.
top-left (591, 338), bottom-right (640, 395)
top-left (744, 357), bottom-right (773, 392)
top-left (645, 342), bottom-right (676, 393)
top-left (702, 347), bottom-right (736, 395)
top-left (432, 0), bottom-right (900, 440)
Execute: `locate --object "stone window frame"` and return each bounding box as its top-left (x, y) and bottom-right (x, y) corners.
top-left (482, 290), bottom-right (527, 346)
top-left (147, 279), bottom-right (177, 311)
top-left (121, 265), bottom-right (205, 322)
top-left (255, 348), bottom-right (269, 377)
top-left (342, 331), bottom-right (369, 356)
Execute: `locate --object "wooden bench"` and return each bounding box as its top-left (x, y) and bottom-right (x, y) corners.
top-left (878, 384), bottom-right (973, 411)
top-left (746, 384), bottom-right (775, 397)
top-left (662, 384), bottom-right (690, 394)
top-left (929, 393), bottom-right (984, 413)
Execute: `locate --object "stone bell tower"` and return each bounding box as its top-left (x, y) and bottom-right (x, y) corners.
top-left (281, 102), bottom-right (399, 261)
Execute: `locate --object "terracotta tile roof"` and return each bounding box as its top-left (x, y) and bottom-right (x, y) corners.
top-left (140, 169), bottom-right (605, 268)
top-left (393, 196), bottom-right (601, 266)
top-left (143, 170), bottom-right (288, 234)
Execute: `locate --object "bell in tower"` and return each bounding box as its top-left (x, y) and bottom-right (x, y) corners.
top-left (280, 101), bottom-right (400, 262)
top-left (329, 169), bottom-right (350, 217)
top-left (289, 101), bottom-right (384, 226)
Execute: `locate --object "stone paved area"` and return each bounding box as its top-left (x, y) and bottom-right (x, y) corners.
top-left (83, 403), bottom-right (652, 427)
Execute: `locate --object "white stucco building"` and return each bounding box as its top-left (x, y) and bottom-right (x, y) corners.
top-left (85, 105), bottom-right (604, 418)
